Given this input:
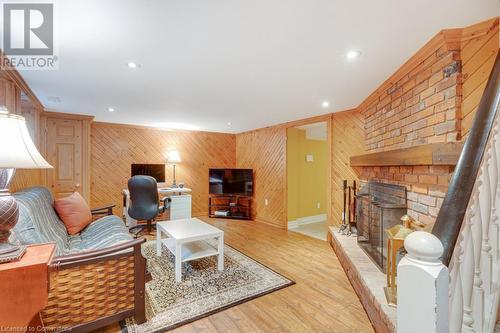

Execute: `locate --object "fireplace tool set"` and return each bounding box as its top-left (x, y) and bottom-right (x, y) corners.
top-left (339, 180), bottom-right (357, 236)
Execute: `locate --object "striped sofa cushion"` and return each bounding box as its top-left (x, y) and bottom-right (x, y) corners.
top-left (13, 187), bottom-right (69, 255)
top-left (69, 215), bottom-right (132, 252)
top-left (13, 187), bottom-right (132, 256)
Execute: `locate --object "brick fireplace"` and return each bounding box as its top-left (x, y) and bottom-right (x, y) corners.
top-left (356, 182), bottom-right (407, 270)
top-left (354, 35), bottom-right (462, 228)
top-left (358, 165), bottom-right (453, 226)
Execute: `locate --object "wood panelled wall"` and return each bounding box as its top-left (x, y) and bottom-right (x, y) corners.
top-left (236, 126), bottom-right (287, 228)
top-left (90, 122), bottom-right (236, 217)
top-left (0, 72), bottom-right (44, 192)
top-left (461, 18), bottom-right (499, 135)
top-left (234, 111), bottom-right (364, 229)
top-left (331, 110), bottom-right (365, 224)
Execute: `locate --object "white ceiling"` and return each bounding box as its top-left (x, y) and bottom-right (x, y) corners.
top-left (13, 0), bottom-right (500, 133)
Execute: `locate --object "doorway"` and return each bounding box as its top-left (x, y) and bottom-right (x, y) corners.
top-left (41, 112), bottom-right (92, 201)
top-left (287, 121), bottom-right (328, 240)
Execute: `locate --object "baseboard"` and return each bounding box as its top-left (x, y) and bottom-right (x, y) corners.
top-left (254, 217), bottom-right (286, 229)
top-left (288, 214), bottom-right (327, 229)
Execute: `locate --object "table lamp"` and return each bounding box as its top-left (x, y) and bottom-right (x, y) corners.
top-left (166, 150), bottom-right (181, 188)
top-left (0, 107), bottom-right (52, 262)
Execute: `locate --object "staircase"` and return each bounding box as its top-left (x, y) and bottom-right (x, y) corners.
top-left (398, 52), bottom-right (500, 333)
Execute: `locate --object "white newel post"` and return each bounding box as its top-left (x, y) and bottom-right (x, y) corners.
top-left (397, 231), bottom-right (449, 333)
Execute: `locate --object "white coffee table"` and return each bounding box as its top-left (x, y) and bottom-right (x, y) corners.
top-left (156, 218), bottom-right (224, 282)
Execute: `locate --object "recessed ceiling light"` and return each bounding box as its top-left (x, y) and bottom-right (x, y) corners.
top-left (322, 101), bottom-right (330, 108)
top-left (107, 107), bottom-right (115, 112)
top-left (227, 122), bottom-right (232, 126)
top-left (127, 62), bottom-right (139, 68)
top-left (346, 50), bottom-right (362, 60)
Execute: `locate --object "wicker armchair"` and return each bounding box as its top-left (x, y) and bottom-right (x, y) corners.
top-left (44, 238), bottom-right (147, 332)
top-left (12, 187), bottom-right (149, 332)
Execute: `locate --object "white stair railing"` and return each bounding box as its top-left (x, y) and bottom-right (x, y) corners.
top-left (397, 110), bottom-right (500, 333)
top-left (398, 52), bottom-right (500, 333)
top-left (397, 231), bottom-right (449, 333)
top-left (447, 109), bottom-right (500, 333)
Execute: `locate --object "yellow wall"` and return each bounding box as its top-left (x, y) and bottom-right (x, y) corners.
top-left (287, 128), bottom-right (327, 221)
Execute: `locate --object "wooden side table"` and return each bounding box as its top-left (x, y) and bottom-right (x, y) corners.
top-left (0, 243), bottom-right (55, 332)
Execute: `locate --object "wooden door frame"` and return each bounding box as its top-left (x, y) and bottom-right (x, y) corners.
top-left (283, 114), bottom-right (333, 228)
top-left (40, 111), bottom-right (94, 202)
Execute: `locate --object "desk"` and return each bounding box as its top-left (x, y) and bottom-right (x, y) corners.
top-left (122, 187), bottom-right (192, 226)
top-left (0, 243), bottom-right (55, 332)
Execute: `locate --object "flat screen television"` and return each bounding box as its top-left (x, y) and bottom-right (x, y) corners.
top-left (209, 168), bottom-right (253, 196)
top-left (131, 164), bottom-right (165, 183)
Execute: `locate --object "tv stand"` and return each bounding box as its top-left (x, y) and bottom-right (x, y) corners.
top-left (209, 195), bottom-right (252, 220)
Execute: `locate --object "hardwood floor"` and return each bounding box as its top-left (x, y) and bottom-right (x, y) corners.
top-left (98, 218), bottom-right (375, 333)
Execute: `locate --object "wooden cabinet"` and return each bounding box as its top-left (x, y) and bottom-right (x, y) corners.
top-left (41, 112), bottom-right (93, 201)
top-left (0, 244), bottom-right (55, 332)
top-left (209, 195), bottom-right (252, 220)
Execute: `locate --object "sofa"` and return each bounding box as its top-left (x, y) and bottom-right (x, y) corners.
top-left (12, 186), bottom-right (147, 332)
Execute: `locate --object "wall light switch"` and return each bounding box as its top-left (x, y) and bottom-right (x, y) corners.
top-left (265, 199), bottom-right (269, 206)
top-left (306, 154), bottom-right (314, 162)
top-left (317, 202), bottom-right (321, 209)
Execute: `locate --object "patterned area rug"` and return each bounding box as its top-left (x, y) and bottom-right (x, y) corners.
top-left (122, 240), bottom-right (294, 333)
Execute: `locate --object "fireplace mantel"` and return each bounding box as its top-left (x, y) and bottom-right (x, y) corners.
top-left (350, 142), bottom-right (463, 167)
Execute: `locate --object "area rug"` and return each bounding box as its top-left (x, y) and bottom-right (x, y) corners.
top-left (121, 240), bottom-right (294, 333)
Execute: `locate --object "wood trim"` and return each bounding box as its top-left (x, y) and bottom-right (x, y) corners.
top-left (39, 115), bottom-right (48, 187)
top-left (236, 112), bottom-right (334, 135)
top-left (93, 120), bottom-right (236, 136)
top-left (461, 17), bottom-right (499, 42)
top-left (326, 115), bottom-right (333, 226)
top-left (350, 142), bottom-right (464, 166)
top-left (41, 110), bottom-right (95, 120)
top-left (82, 117), bottom-right (91, 200)
top-left (254, 217), bottom-right (286, 229)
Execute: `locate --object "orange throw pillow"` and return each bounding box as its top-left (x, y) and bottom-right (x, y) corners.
top-left (54, 192), bottom-right (92, 235)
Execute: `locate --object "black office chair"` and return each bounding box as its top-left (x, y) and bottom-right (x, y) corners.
top-left (128, 175), bottom-right (170, 235)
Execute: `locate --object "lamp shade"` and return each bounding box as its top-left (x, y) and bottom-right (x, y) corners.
top-left (0, 113), bottom-right (52, 169)
top-left (166, 150), bottom-right (181, 164)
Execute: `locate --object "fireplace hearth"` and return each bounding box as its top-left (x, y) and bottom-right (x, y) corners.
top-left (356, 182), bottom-right (407, 270)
